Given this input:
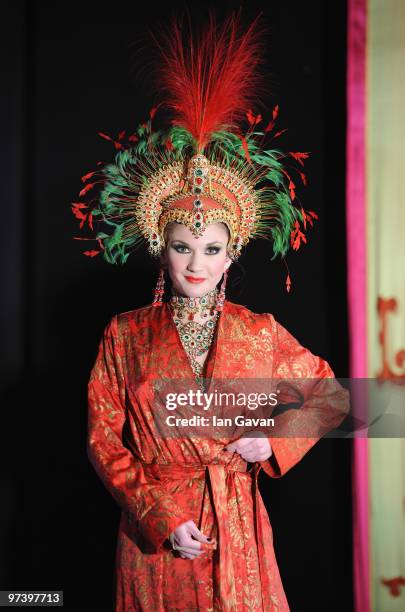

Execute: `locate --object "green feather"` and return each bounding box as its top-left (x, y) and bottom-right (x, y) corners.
top-left (81, 114), bottom-right (309, 265)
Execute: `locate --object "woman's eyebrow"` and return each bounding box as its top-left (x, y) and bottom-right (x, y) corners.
top-left (171, 240), bottom-right (225, 246)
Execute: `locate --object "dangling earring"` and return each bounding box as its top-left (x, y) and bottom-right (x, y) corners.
top-left (215, 268), bottom-right (228, 312)
top-left (152, 266), bottom-right (165, 307)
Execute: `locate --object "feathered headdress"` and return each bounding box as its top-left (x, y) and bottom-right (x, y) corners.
top-left (72, 14), bottom-right (317, 291)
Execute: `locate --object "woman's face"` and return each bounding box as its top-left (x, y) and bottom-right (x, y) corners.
top-left (161, 222), bottom-right (232, 298)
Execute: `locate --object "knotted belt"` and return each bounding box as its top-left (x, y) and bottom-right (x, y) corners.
top-left (143, 461), bottom-right (270, 611)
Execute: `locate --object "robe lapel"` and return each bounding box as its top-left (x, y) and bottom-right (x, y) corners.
top-left (146, 303), bottom-right (197, 380)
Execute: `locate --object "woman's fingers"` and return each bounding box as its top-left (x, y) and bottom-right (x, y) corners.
top-left (225, 435), bottom-right (272, 462)
top-left (177, 548), bottom-right (205, 559)
top-left (172, 542), bottom-right (202, 558)
top-left (199, 538), bottom-right (217, 551)
top-left (172, 537), bottom-right (216, 558)
top-left (242, 450), bottom-right (270, 461)
top-left (175, 541), bottom-right (205, 559)
top-left (174, 543), bottom-right (202, 553)
top-left (188, 523), bottom-right (211, 544)
top-left (171, 526), bottom-right (203, 548)
top-left (170, 521), bottom-right (215, 558)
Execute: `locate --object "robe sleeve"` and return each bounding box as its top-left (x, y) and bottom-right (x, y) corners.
top-left (87, 315), bottom-right (191, 551)
top-left (259, 316), bottom-right (349, 478)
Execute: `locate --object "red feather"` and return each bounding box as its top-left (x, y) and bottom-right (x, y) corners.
top-left (240, 134), bottom-right (252, 164)
top-left (153, 14), bottom-right (265, 150)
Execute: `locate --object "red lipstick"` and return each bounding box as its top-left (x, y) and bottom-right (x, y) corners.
top-left (184, 276), bottom-right (206, 283)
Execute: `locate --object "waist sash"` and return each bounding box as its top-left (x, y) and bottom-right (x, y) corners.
top-left (143, 461), bottom-right (268, 611)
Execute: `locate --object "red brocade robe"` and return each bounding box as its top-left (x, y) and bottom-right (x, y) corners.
top-left (87, 300), bottom-right (349, 611)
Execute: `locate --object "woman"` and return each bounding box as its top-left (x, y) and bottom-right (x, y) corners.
top-left (78, 15), bottom-right (349, 611)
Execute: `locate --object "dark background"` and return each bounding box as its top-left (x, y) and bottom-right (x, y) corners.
top-left (1, 1), bottom-right (351, 610)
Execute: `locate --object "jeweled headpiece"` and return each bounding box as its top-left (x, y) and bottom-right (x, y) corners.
top-left (72, 14), bottom-right (317, 290)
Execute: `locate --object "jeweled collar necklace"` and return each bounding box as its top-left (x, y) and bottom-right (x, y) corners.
top-left (169, 287), bottom-right (218, 321)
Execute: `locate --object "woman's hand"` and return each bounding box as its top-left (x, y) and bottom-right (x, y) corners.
top-left (169, 520), bottom-right (212, 560)
top-left (225, 432), bottom-right (272, 462)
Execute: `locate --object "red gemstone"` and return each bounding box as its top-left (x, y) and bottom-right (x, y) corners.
top-left (196, 177), bottom-right (203, 185)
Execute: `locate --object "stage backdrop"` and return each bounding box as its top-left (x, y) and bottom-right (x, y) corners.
top-left (1, 2), bottom-right (351, 611)
top-left (347, 0), bottom-right (405, 611)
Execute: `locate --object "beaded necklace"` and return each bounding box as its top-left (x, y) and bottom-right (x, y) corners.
top-left (169, 287), bottom-right (219, 378)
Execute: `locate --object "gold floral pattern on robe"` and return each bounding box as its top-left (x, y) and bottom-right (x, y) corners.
top-left (87, 300), bottom-right (349, 611)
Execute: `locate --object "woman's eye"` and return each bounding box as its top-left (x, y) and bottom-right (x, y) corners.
top-left (172, 245), bottom-right (190, 253)
top-left (171, 244), bottom-right (220, 255)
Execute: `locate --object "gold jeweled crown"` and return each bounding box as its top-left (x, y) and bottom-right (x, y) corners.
top-left (72, 15), bottom-right (317, 290)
